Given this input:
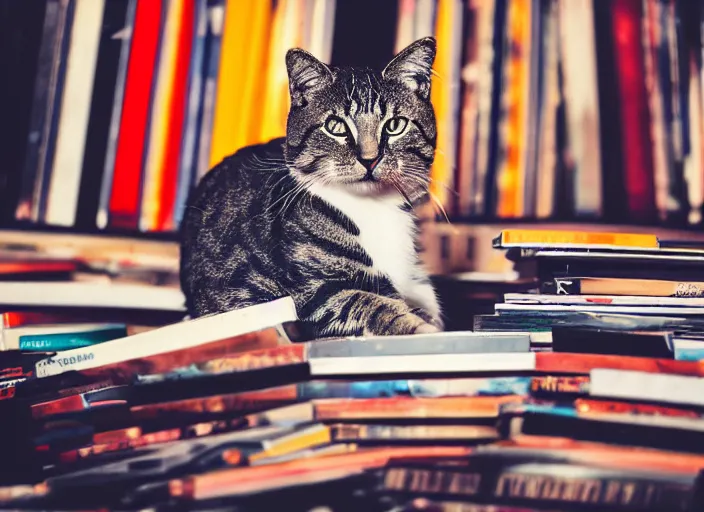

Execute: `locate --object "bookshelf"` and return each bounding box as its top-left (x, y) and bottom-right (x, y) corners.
top-left (1, 0), bottom-right (703, 258)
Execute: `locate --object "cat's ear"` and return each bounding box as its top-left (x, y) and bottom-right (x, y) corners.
top-left (382, 37), bottom-right (436, 99)
top-left (286, 48), bottom-right (333, 107)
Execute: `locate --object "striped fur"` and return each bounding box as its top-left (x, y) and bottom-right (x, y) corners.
top-left (180, 38), bottom-right (442, 337)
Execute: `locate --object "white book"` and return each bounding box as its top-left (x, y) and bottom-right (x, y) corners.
top-left (590, 368), bottom-right (704, 408)
top-left (309, 352), bottom-right (537, 376)
top-left (35, 296), bottom-right (297, 378)
top-left (46, 0), bottom-right (106, 226)
top-left (0, 281), bottom-right (185, 311)
top-left (557, 0), bottom-right (602, 216)
top-left (413, 0), bottom-right (435, 39)
top-left (495, 302), bottom-right (704, 316)
top-left (310, 0), bottom-right (336, 65)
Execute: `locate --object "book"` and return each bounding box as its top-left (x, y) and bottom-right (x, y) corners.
top-left (34, 296), bottom-right (296, 378)
top-left (492, 229), bottom-right (660, 250)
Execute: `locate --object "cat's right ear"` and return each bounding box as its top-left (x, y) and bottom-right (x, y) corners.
top-left (286, 49), bottom-right (333, 107)
top-left (382, 37), bottom-right (436, 99)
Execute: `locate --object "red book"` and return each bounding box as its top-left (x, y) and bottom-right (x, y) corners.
top-left (108, 0), bottom-right (164, 229)
top-left (157, 0), bottom-right (195, 231)
top-left (611, 0), bottom-right (657, 220)
top-left (536, 352), bottom-right (704, 377)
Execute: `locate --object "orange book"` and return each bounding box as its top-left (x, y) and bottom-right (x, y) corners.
top-left (574, 398), bottom-right (701, 418)
top-left (131, 384), bottom-right (299, 420)
top-left (536, 352), bottom-right (704, 377)
top-left (312, 395), bottom-right (521, 420)
top-left (428, 0), bottom-right (456, 211)
top-left (492, 228), bottom-right (659, 249)
top-left (495, 0), bottom-right (531, 218)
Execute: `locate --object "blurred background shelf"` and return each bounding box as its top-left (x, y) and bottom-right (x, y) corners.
top-left (0, 0), bottom-right (702, 245)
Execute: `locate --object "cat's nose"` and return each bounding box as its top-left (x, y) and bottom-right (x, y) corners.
top-left (358, 156), bottom-right (381, 171)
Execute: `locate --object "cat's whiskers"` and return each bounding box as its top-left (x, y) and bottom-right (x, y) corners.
top-left (428, 191), bottom-right (452, 224)
top-left (279, 176), bottom-right (316, 218)
top-left (262, 176), bottom-right (309, 217)
top-left (389, 176), bottom-right (415, 210)
top-left (250, 154), bottom-right (288, 166)
top-left (403, 164), bottom-right (460, 197)
top-left (263, 169), bottom-right (295, 190)
top-left (428, 176), bottom-right (460, 196)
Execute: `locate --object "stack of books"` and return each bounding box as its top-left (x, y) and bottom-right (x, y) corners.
top-left (476, 229), bottom-right (704, 358)
top-left (2, 228), bottom-right (704, 511)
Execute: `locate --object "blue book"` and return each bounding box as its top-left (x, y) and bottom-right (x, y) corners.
top-left (19, 325), bottom-right (126, 351)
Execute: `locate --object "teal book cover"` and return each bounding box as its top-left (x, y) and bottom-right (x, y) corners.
top-left (18, 325), bottom-right (127, 351)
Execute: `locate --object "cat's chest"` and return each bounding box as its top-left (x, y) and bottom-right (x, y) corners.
top-left (310, 185), bottom-right (418, 291)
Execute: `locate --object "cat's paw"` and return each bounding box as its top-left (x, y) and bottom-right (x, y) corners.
top-left (372, 312), bottom-right (433, 336)
top-left (410, 307), bottom-right (444, 331)
top-left (414, 322), bottom-right (441, 334)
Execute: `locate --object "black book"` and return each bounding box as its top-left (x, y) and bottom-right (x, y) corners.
top-left (75, 0), bottom-right (134, 230)
top-left (376, 453), bottom-right (696, 511)
top-left (550, 327), bottom-right (674, 359)
top-left (0, 0), bottom-right (48, 224)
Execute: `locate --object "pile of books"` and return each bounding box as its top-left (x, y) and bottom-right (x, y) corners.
top-left (3, 229), bottom-right (704, 511)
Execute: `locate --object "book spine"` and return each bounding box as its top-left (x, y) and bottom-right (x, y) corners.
top-left (45, 0), bottom-right (106, 227)
top-left (18, 326), bottom-right (126, 352)
top-left (96, 0), bottom-right (138, 229)
top-left (529, 375), bottom-right (590, 398)
top-left (381, 464), bottom-right (693, 510)
top-left (15, 0), bottom-right (72, 222)
top-left (173, 0), bottom-right (208, 228)
top-left (107, 0), bottom-right (164, 229)
top-left (194, 0), bottom-right (225, 180)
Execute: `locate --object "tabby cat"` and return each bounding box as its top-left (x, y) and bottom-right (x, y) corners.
top-left (180, 37), bottom-right (443, 338)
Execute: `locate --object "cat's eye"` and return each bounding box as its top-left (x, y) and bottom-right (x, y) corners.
top-left (384, 117), bottom-right (408, 136)
top-left (324, 116), bottom-right (348, 137)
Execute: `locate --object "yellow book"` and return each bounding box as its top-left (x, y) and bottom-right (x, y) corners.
top-left (492, 229), bottom-right (659, 249)
top-left (247, 424), bottom-right (331, 463)
top-left (233, 0), bottom-right (273, 150)
top-left (140, 0), bottom-right (187, 231)
top-left (208, 0), bottom-right (253, 168)
top-left (429, 0), bottom-right (452, 210)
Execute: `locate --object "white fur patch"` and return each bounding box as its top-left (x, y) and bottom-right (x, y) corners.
top-left (309, 183), bottom-right (440, 320)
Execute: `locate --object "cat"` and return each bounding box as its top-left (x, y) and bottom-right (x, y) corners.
top-left (180, 37), bottom-right (443, 338)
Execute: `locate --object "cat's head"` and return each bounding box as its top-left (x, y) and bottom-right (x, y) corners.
top-left (283, 37), bottom-right (437, 205)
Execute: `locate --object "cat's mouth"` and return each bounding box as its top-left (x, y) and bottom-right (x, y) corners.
top-left (345, 178), bottom-right (398, 197)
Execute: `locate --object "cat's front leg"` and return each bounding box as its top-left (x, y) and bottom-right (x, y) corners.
top-left (298, 286), bottom-right (438, 337)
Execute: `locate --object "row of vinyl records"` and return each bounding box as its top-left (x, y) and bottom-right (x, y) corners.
top-left (3, 0), bottom-right (704, 235)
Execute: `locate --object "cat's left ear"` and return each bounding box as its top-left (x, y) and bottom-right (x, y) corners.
top-left (382, 37), bottom-right (436, 100)
top-left (286, 48), bottom-right (333, 107)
